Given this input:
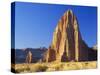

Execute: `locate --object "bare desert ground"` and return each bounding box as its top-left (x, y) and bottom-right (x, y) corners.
top-left (11, 61), bottom-right (97, 73)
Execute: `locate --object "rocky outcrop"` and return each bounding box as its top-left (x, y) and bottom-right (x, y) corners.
top-left (43, 9), bottom-right (89, 62)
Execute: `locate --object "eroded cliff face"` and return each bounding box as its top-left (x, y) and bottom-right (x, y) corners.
top-left (43, 10), bottom-right (89, 62)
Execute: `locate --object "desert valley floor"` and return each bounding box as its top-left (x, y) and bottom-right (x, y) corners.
top-left (12, 61), bottom-right (97, 73)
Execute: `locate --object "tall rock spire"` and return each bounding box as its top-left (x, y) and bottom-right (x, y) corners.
top-left (43, 9), bottom-right (89, 62)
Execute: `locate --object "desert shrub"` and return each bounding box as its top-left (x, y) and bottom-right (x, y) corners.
top-left (54, 63), bottom-right (64, 71)
top-left (15, 65), bottom-right (30, 73)
top-left (29, 64), bottom-right (48, 72)
top-left (36, 65), bottom-right (48, 72)
top-left (32, 64), bottom-right (48, 72)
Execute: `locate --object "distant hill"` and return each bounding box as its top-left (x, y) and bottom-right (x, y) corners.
top-left (87, 44), bottom-right (97, 61)
top-left (92, 44), bottom-right (97, 50)
top-left (14, 47), bottom-right (47, 63)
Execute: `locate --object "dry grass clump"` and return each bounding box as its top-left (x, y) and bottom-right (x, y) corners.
top-left (14, 63), bottom-right (48, 73)
top-left (30, 63), bottom-right (48, 72)
top-left (14, 64), bottom-right (31, 73)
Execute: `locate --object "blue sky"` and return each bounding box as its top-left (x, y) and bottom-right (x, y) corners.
top-left (14, 2), bottom-right (97, 49)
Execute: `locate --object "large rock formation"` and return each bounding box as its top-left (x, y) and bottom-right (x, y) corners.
top-left (43, 9), bottom-right (89, 62)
